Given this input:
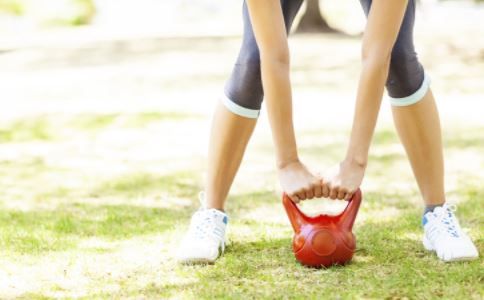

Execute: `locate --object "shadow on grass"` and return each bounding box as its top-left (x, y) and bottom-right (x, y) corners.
top-left (0, 203), bottom-right (190, 255)
top-left (36, 170), bottom-right (202, 202)
top-left (0, 169), bottom-right (204, 255)
top-left (0, 111), bottom-right (201, 144)
top-left (15, 186), bottom-right (481, 299)
top-left (89, 170), bottom-right (201, 199)
top-left (69, 111), bottom-right (200, 131)
top-left (0, 116), bottom-right (54, 142)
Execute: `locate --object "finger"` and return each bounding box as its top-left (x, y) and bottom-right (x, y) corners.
top-left (322, 182), bottom-right (330, 198)
top-left (291, 194), bottom-right (300, 203)
top-left (344, 191), bottom-right (353, 201)
top-left (297, 190), bottom-right (307, 201)
top-left (306, 187), bottom-right (314, 200)
top-left (329, 187), bottom-right (338, 200)
top-left (337, 189), bottom-right (346, 200)
top-left (314, 182), bottom-right (323, 198)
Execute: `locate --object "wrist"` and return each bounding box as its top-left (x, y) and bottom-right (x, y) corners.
top-left (277, 156), bottom-right (300, 170)
top-left (343, 154), bottom-right (368, 169)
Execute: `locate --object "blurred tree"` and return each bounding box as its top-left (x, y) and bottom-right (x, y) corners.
top-left (296, 0), bottom-right (338, 33)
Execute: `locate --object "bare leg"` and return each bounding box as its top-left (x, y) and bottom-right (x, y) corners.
top-left (391, 89), bottom-right (445, 205)
top-left (205, 102), bottom-right (257, 210)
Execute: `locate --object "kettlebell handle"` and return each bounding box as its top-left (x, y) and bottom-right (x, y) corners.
top-left (338, 189), bottom-right (362, 231)
top-left (282, 189), bottom-right (362, 232)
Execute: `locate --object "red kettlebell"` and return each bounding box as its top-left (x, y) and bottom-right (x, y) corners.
top-left (282, 189), bottom-right (362, 268)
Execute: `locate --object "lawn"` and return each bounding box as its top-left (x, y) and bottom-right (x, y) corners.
top-left (0, 17), bottom-right (483, 299)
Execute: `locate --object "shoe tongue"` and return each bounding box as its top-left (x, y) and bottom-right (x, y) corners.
top-left (206, 208), bottom-right (228, 224)
top-left (432, 205), bottom-right (446, 216)
top-left (206, 208), bottom-right (224, 215)
top-left (199, 208), bottom-right (226, 219)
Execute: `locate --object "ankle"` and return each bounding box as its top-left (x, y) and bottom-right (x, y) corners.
top-left (205, 200), bottom-right (225, 212)
top-left (423, 202), bottom-right (445, 215)
top-left (201, 191), bottom-right (226, 212)
top-left (206, 206), bottom-right (225, 213)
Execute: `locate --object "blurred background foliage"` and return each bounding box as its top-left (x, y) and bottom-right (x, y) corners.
top-left (0, 0), bottom-right (482, 29)
top-left (0, 0), bottom-right (95, 25)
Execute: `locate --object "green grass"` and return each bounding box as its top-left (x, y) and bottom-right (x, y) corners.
top-left (0, 203), bottom-right (188, 255)
top-left (444, 127), bottom-right (484, 149)
top-left (0, 117), bottom-right (54, 142)
top-left (0, 170), bottom-right (199, 255)
top-left (1, 120), bottom-right (482, 299)
top-left (57, 190), bottom-right (481, 299)
top-left (92, 171), bottom-right (201, 198)
top-left (154, 192), bottom-right (482, 299)
top-left (69, 112), bottom-right (198, 131)
top-left (0, 112), bottom-right (198, 143)
top-left (2, 31), bottom-right (483, 298)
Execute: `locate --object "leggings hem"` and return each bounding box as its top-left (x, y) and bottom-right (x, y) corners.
top-left (389, 73), bottom-right (431, 106)
top-left (221, 94), bottom-right (260, 119)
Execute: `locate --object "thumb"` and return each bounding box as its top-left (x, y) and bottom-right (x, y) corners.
top-left (290, 194), bottom-right (300, 203)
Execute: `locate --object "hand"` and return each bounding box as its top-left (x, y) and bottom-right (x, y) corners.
top-left (323, 159), bottom-right (366, 200)
top-left (278, 160), bottom-right (322, 203)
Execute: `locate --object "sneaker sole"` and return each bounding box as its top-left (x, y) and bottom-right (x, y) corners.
top-left (177, 258), bottom-right (216, 265)
top-left (422, 235), bottom-right (435, 251)
top-left (422, 235), bottom-right (478, 262)
top-left (177, 245), bottom-right (224, 265)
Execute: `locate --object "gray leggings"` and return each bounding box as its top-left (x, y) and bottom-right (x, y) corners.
top-left (223, 0), bottom-right (430, 118)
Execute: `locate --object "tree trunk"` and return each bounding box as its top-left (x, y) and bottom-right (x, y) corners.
top-left (296, 0), bottom-right (337, 33)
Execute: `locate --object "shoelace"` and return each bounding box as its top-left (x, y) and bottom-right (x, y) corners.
top-left (188, 192), bottom-right (224, 244)
top-left (434, 205), bottom-right (461, 238)
top-left (189, 211), bottom-right (218, 241)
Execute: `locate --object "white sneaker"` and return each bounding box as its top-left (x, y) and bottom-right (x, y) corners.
top-left (422, 204), bottom-right (479, 262)
top-left (177, 192), bottom-right (228, 264)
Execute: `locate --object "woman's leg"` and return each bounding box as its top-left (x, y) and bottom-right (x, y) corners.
top-left (384, 0), bottom-right (445, 205)
top-left (360, 0), bottom-right (445, 205)
top-left (359, 0), bottom-right (478, 261)
top-left (391, 90), bottom-right (445, 205)
top-left (177, 0), bottom-right (304, 264)
top-left (205, 104), bottom-right (257, 210)
top-left (205, 0), bottom-right (304, 210)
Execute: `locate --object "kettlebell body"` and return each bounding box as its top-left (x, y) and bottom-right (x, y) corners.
top-left (283, 189), bottom-right (362, 268)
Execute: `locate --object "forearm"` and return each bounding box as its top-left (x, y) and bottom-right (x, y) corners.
top-left (345, 0), bottom-right (408, 166)
top-left (246, 0), bottom-right (299, 169)
top-left (261, 58), bottom-right (299, 169)
top-left (345, 59), bottom-right (389, 165)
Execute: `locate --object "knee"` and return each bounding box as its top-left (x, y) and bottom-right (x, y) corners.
top-left (238, 42), bottom-right (261, 65)
top-left (223, 49), bottom-right (263, 119)
top-left (386, 49), bottom-right (430, 107)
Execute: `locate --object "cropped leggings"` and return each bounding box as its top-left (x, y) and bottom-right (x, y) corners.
top-left (223, 0), bottom-right (430, 118)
